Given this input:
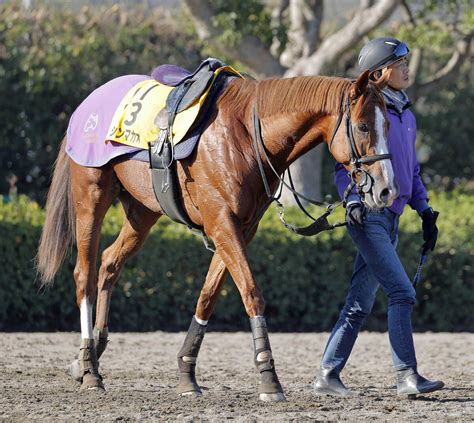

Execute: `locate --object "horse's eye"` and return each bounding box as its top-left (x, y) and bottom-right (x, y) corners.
top-left (358, 123), bottom-right (369, 133)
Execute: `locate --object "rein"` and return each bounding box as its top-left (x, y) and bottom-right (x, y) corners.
top-left (250, 104), bottom-right (345, 237)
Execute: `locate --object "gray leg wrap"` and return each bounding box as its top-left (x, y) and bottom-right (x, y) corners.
top-left (69, 333), bottom-right (107, 387)
top-left (78, 338), bottom-right (104, 390)
top-left (250, 316), bottom-right (283, 395)
top-left (93, 327), bottom-right (109, 360)
top-left (176, 316), bottom-right (207, 395)
top-left (250, 316), bottom-right (273, 372)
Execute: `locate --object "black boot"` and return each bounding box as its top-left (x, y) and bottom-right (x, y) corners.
top-left (313, 367), bottom-right (355, 397)
top-left (396, 368), bottom-right (444, 395)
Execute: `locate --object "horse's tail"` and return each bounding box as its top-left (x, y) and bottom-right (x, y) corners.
top-left (36, 137), bottom-right (75, 286)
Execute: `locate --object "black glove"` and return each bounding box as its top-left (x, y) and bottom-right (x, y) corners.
top-left (346, 202), bottom-right (365, 227)
top-left (421, 208), bottom-right (439, 254)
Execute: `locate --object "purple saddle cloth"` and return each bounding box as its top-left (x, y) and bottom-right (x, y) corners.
top-left (66, 73), bottom-right (201, 167)
top-left (66, 75), bottom-right (150, 167)
top-left (66, 58), bottom-right (231, 167)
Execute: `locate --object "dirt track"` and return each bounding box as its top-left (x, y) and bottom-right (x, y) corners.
top-left (1, 332), bottom-right (473, 421)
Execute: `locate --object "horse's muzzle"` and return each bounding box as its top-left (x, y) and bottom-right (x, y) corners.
top-left (373, 182), bottom-right (399, 208)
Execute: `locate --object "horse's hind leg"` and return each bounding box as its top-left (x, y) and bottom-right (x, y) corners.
top-left (93, 191), bottom-right (160, 358)
top-left (69, 162), bottom-right (119, 391)
top-left (176, 253), bottom-right (228, 396)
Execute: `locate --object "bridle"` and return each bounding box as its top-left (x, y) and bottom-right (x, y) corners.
top-left (249, 85), bottom-right (391, 237)
top-left (328, 94), bottom-right (392, 199)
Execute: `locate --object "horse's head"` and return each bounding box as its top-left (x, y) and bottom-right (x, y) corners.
top-left (329, 70), bottom-right (399, 209)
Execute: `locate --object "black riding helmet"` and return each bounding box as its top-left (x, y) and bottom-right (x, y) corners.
top-left (358, 37), bottom-right (409, 72)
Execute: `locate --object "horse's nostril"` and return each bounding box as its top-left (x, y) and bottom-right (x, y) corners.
top-left (380, 188), bottom-right (390, 202)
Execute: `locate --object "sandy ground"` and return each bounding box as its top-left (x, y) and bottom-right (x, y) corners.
top-left (0, 331), bottom-right (473, 422)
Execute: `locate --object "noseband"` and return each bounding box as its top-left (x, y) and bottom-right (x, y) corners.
top-left (329, 94), bottom-right (392, 199)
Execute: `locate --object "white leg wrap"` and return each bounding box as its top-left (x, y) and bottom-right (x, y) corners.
top-left (194, 315), bottom-right (208, 326)
top-left (80, 297), bottom-right (94, 339)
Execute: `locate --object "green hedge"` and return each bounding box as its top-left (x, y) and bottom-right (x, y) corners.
top-left (0, 191), bottom-right (472, 332)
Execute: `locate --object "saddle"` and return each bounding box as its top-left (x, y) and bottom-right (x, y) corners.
top-left (148, 58), bottom-right (243, 248)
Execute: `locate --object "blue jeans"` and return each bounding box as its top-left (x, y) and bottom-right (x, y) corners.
top-left (321, 208), bottom-right (417, 372)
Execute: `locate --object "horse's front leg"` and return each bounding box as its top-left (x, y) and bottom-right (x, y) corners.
top-left (209, 217), bottom-right (285, 402)
top-left (177, 253), bottom-right (228, 396)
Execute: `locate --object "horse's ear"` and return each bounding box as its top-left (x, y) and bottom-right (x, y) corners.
top-left (374, 68), bottom-right (392, 90)
top-left (350, 70), bottom-right (370, 100)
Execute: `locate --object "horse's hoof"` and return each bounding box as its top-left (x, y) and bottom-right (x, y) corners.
top-left (80, 372), bottom-right (105, 391)
top-left (259, 392), bottom-right (286, 402)
top-left (177, 383), bottom-right (202, 397)
top-left (68, 359), bottom-right (82, 382)
top-left (177, 374), bottom-right (202, 397)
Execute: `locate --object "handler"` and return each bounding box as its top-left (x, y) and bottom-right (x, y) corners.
top-left (313, 37), bottom-right (444, 397)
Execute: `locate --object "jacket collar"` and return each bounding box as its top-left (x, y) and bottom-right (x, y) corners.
top-left (382, 87), bottom-right (411, 114)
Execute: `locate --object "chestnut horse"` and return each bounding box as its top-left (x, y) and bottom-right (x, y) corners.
top-left (36, 69), bottom-right (397, 401)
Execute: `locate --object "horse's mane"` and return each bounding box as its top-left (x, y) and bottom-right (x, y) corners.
top-left (256, 76), bottom-right (353, 118)
top-left (221, 75), bottom-right (384, 119)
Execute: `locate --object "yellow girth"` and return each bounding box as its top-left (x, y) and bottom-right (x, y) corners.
top-left (106, 65), bottom-right (243, 149)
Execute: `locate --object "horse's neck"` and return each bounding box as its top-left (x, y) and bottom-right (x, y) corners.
top-left (255, 76), bottom-right (348, 170)
top-left (259, 110), bottom-right (332, 171)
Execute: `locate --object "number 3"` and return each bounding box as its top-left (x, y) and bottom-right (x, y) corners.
top-left (124, 102), bottom-right (142, 126)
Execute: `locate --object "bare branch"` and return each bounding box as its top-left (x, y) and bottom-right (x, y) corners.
top-left (400, 0), bottom-right (416, 26)
top-left (285, 0), bottom-right (402, 76)
top-left (408, 47), bottom-right (422, 87)
top-left (360, 0), bottom-right (376, 9)
top-left (302, 0), bottom-right (323, 55)
top-left (182, 0), bottom-right (284, 76)
top-left (398, 0), bottom-right (423, 87)
top-left (414, 34), bottom-right (472, 99)
top-left (269, 0), bottom-right (289, 57)
top-left (280, 0), bottom-right (323, 67)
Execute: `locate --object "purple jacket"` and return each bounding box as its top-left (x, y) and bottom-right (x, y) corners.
top-left (334, 106), bottom-right (429, 215)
